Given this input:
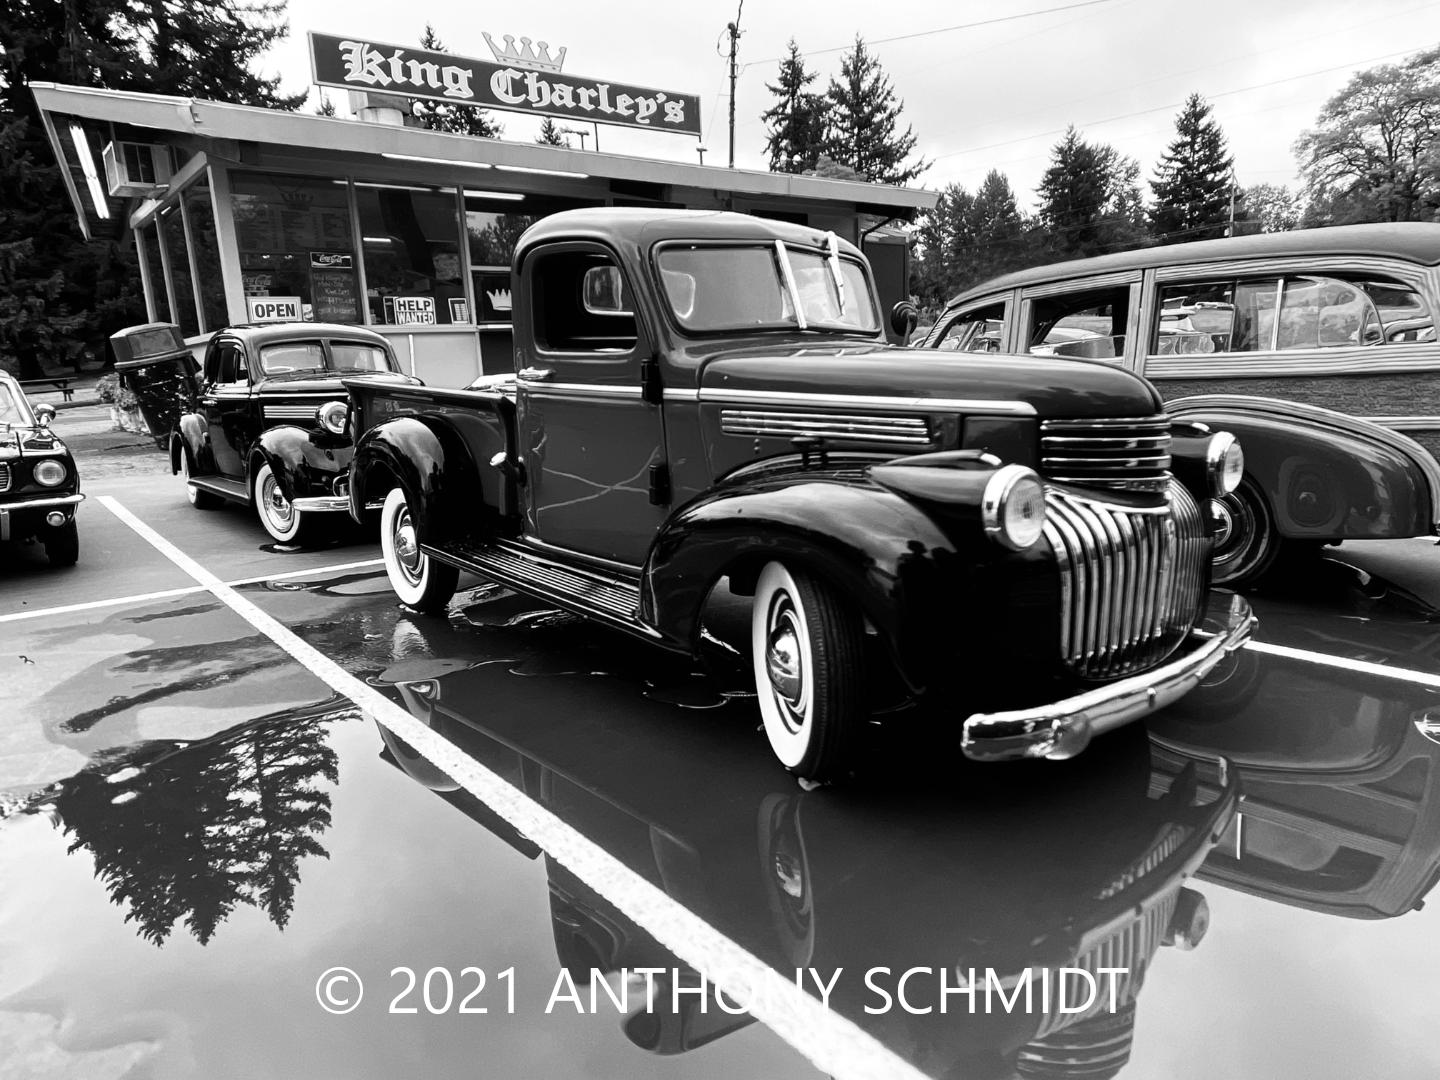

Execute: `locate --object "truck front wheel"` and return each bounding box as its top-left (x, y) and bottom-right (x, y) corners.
top-left (380, 488), bottom-right (458, 614)
top-left (751, 561), bottom-right (866, 783)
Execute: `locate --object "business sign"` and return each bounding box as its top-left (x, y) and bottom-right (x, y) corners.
top-left (246, 296), bottom-right (303, 322)
top-left (392, 296), bottom-right (436, 326)
top-left (309, 31), bottom-right (701, 136)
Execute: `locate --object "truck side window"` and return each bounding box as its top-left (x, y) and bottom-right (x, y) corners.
top-left (934, 302), bottom-right (1005, 352)
top-left (1026, 287), bottom-right (1128, 360)
top-left (532, 251), bottom-right (637, 354)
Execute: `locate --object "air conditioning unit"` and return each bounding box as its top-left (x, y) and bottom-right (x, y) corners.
top-left (101, 141), bottom-right (172, 197)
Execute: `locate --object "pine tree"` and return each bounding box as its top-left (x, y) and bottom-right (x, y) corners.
top-left (821, 36), bottom-right (927, 185)
top-left (968, 170), bottom-right (1026, 278)
top-left (411, 25), bottom-right (503, 137)
top-left (1149, 93), bottom-right (1234, 244)
top-left (761, 40), bottom-right (825, 174)
top-left (1038, 128), bottom-right (1146, 259)
top-left (536, 116), bottom-right (567, 146)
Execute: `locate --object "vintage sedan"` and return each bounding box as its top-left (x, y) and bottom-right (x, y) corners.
top-left (0, 371), bottom-right (82, 565)
top-left (925, 224), bottom-right (1440, 586)
top-left (166, 324), bottom-right (417, 543)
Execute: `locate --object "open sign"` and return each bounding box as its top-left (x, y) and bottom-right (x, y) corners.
top-left (246, 296), bottom-right (303, 322)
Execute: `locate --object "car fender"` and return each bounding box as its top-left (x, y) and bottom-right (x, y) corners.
top-left (349, 416), bottom-right (488, 540)
top-left (255, 426), bottom-right (350, 501)
top-left (1167, 395), bottom-right (1440, 539)
top-left (171, 412), bottom-right (208, 474)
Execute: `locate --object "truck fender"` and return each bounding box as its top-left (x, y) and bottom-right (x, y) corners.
top-left (349, 416), bottom-right (486, 541)
top-left (255, 426), bottom-right (350, 501)
top-left (1167, 395), bottom-right (1439, 539)
top-left (642, 478), bottom-right (970, 695)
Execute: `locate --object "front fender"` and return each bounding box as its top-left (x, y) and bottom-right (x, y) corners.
top-left (1168, 395), bottom-right (1440, 539)
top-left (256, 426), bottom-right (350, 501)
top-left (349, 416), bottom-right (485, 540)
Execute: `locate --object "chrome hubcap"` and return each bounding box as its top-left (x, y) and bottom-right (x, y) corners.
top-left (263, 477), bottom-right (293, 527)
top-left (766, 601), bottom-right (805, 724)
top-left (393, 508), bottom-right (422, 584)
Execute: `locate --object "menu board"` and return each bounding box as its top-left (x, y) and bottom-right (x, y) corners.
top-left (310, 265), bottom-right (359, 323)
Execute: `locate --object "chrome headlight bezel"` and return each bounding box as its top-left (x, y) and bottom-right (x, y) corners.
top-left (32, 458), bottom-right (68, 487)
top-left (317, 400), bottom-right (350, 437)
top-left (1206, 432), bottom-right (1244, 496)
top-left (982, 465), bottom-right (1047, 551)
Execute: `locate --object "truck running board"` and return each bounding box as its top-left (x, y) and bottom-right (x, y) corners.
top-left (431, 538), bottom-right (658, 640)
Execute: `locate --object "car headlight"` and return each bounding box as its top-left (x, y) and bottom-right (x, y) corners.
top-left (318, 400), bottom-right (349, 436)
top-left (1207, 432), bottom-right (1244, 496)
top-left (33, 459), bottom-right (68, 487)
top-left (982, 465), bottom-right (1047, 550)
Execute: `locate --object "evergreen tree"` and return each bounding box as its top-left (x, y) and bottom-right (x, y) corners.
top-left (821, 36), bottom-right (927, 185)
top-left (968, 170), bottom-right (1027, 278)
top-left (1149, 93), bottom-right (1234, 243)
top-left (1037, 127), bottom-right (1146, 259)
top-left (411, 25), bottom-right (503, 137)
top-left (761, 40), bottom-right (825, 174)
top-left (536, 116), bottom-right (566, 146)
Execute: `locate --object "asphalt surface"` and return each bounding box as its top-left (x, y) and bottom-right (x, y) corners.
top-left (3, 422), bottom-right (1440, 1079)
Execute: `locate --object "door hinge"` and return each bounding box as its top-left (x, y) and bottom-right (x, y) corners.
top-left (648, 462), bottom-right (671, 505)
top-left (640, 356), bottom-right (663, 405)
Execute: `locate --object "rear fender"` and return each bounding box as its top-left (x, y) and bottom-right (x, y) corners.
top-left (1168, 395), bottom-right (1440, 538)
top-left (349, 416), bottom-right (488, 541)
top-left (173, 412), bottom-right (208, 474)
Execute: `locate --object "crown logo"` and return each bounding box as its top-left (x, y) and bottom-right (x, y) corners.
top-left (486, 287), bottom-right (513, 312)
top-left (483, 32), bottom-right (567, 73)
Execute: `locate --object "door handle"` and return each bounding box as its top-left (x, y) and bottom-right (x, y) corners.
top-left (517, 367), bottom-right (554, 382)
top-left (199, 397), bottom-right (218, 406)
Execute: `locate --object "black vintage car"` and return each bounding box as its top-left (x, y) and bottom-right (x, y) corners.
top-left (0, 371), bottom-right (82, 566)
top-left (165, 324), bottom-right (417, 543)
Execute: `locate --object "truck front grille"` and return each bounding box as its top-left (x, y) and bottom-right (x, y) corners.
top-left (1040, 415), bottom-right (1171, 493)
top-left (0, 463), bottom-right (9, 492)
top-left (1044, 480), bottom-right (1208, 680)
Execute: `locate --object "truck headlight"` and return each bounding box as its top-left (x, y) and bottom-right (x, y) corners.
top-left (1207, 432), bottom-right (1243, 496)
top-left (33, 459), bottom-right (68, 487)
top-left (982, 465), bottom-right (1046, 550)
top-left (318, 400), bottom-right (349, 436)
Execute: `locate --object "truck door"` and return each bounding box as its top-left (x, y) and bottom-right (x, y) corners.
top-left (514, 244), bottom-right (668, 566)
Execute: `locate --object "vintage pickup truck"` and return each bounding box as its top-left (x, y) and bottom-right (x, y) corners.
top-left (344, 208), bottom-right (1256, 780)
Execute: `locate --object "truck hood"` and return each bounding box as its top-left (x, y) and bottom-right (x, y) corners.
top-left (696, 344), bottom-right (1163, 420)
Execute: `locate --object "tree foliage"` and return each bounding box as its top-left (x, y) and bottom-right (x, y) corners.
top-left (536, 116), bottom-right (566, 146)
top-left (1237, 183), bottom-right (1302, 234)
top-left (821, 36), bottom-right (927, 185)
top-left (1037, 127), bottom-right (1145, 259)
top-left (411, 25), bottom-right (503, 137)
top-left (1149, 93), bottom-right (1234, 243)
top-left (1295, 46), bottom-right (1440, 224)
top-left (762, 40), bottom-right (825, 174)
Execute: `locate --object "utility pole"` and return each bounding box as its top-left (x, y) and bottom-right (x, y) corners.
top-left (726, 1), bottom-right (743, 168)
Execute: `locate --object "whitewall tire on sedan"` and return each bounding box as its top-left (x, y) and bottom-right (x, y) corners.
top-left (253, 461), bottom-right (311, 544)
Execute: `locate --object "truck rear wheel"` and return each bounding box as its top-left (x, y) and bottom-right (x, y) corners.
top-left (751, 561), bottom-right (866, 783)
top-left (381, 487), bottom-right (458, 614)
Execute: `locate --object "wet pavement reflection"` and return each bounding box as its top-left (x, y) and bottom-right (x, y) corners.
top-left (3, 554), bottom-right (1440, 1078)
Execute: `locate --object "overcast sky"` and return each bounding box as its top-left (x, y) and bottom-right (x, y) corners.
top-left (259, 0), bottom-right (1440, 209)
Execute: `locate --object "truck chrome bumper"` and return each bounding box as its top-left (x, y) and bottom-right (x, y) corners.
top-left (961, 594), bottom-right (1256, 762)
top-left (0, 493), bottom-right (85, 541)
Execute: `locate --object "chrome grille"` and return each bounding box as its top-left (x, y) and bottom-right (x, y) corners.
top-left (720, 409), bottom-right (933, 446)
top-left (0, 463), bottom-right (9, 492)
top-left (1044, 480), bottom-right (1209, 680)
top-left (1041, 415), bottom-right (1171, 493)
top-left (263, 404), bottom-right (323, 421)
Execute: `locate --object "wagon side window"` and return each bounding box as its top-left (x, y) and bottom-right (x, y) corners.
top-left (1025, 287), bottom-right (1129, 361)
top-left (1152, 282), bottom-right (1235, 354)
top-left (933, 302), bottom-right (1006, 352)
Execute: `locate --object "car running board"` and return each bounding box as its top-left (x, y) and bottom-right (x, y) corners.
top-left (432, 538), bottom-right (658, 640)
top-left (188, 476), bottom-right (249, 503)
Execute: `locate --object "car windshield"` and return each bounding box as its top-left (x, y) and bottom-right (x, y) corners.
top-left (656, 242), bottom-right (879, 334)
top-left (0, 383), bottom-right (35, 427)
top-left (258, 341), bottom-right (393, 376)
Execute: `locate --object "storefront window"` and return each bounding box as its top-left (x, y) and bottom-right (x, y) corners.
top-left (357, 185), bottom-right (464, 326)
top-left (158, 203), bottom-right (199, 336)
top-left (183, 180), bottom-right (228, 332)
top-left (232, 172), bottom-right (361, 324)
top-left (136, 222), bottom-right (171, 324)
top-left (464, 194), bottom-right (587, 323)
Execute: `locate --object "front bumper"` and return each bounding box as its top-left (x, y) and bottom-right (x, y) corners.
top-left (0, 493), bottom-right (84, 541)
top-left (291, 495), bottom-right (384, 513)
top-left (961, 594), bottom-right (1256, 762)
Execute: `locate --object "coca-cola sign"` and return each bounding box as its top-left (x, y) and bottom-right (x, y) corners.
top-left (308, 32), bottom-right (701, 136)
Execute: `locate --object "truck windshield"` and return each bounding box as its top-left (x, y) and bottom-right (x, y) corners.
top-left (259, 341), bottom-right (392, 376)
top-left (656, 243), bottom-right (879, 334)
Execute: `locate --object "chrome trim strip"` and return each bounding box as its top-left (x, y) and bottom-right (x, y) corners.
top-left (698, 388), bottom-right (1037, 416)
top-left (263, 405), bottom-right (320, 419)
top-left (720, 409), bottom-right (932, 445)
top-left (290, 496), bottom-right (353, 512)
top-left (962, 596), bottom-right (1256, 762)
top-left (1144, 345), bottom-right (1440, 380)
top-left (520, 382), bottom-right (645, 398)
top-left (1365, 416), bottom-right (1440, 430)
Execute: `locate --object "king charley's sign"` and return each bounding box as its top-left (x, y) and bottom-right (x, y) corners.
top-left (309, 32), bottom-right (700, 136)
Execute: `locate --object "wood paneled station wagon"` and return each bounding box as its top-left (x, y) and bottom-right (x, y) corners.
top-left (926, 224), bottom-right (1440, 586)
top-left (343, 208), bottom-right (1255, 781)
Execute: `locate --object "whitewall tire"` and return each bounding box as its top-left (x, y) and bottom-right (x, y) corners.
top-left (254, 461), bottom-right (308, 543)
top-left (380, 487), bottom-right (458, 614)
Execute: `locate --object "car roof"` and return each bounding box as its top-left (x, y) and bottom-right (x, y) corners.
top-left (218, 323), bottom-right (392, 348)
top-left (946, 222), bottom-right (1440, 307)
top-left (516, 207), bottom-right (866, 260)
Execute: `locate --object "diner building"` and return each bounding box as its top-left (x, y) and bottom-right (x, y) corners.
top-left (32, 80), bottom-right (935, 387)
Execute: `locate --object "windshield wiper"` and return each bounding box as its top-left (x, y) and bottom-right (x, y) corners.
top-left (825, 232), bottom-right (847, 315)
top-left (774, 240), bottom-right (808, 331)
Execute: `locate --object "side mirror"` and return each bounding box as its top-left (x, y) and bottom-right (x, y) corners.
top-left (34, 403), bottom-right (56, 427)
top-left (890, 300), bottom-right (919, 340)
top-left (582, 265), bottom-right (632, 316)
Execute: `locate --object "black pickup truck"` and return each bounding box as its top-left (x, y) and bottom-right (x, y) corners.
top-left (345, 208), bottom-right (1255, 781)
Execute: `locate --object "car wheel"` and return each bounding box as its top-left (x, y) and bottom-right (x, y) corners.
top-left (45, 518), bottom-right (79, 567)
top-left (1210, 478), bottom-right (1278, 588)
top-left (254, 461), bottom-right (313, 544)
top-left (180, 447), bottom-right (223, 509)
top-left (380, 487), bottom-right (458, 614)
top-left (751, 561), bottom-right (866, 782)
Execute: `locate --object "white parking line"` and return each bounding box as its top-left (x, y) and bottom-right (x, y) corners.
top-left (95, 495), bottom-right (928, 1080)
top-left (0, 557), bottom-right (384, 625)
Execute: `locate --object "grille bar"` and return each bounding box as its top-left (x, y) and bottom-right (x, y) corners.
top-left (720, 409), bottom-right (933, 446)
top-left (1041, 415), bottom-right (1172, 493)
top-left (1043, 480), bottom-right (1208, 680)
top-left (0, 462), bottom-right (9, 493)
